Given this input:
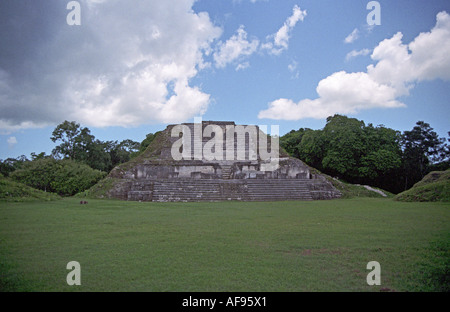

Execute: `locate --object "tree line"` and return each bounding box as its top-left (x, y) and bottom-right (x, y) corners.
top-left (280, 115), bottom-right (449, 194)
top-left (0, 121), bottom-right (157, 196)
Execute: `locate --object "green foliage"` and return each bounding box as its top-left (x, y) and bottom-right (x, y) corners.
top-left (279, 128), bottom-right (308, 159)
top-left (10, 158), bottom-right (106, 196)
top-left (0, 156), bottom-right (29, 177)
top-left (401, 121), bottom-right (448, 189)
top-left (140, 133), bottom-right (157, 152)
top-left (123, 130), bottom-right (167, 165)
top-left (130, 132), bottom-right (158, 159)
top-left (84, 139), bottom-right (113, 172)
top-left (75, 177), bottom-right (120, 199)
top-left (395, 170), bottom-right (450, 202)
top-left (30, 152), bottom-right (49, 161)
top-left (51, 160), bottom-right (107, 196)
top-left (318, 115), bottom-right (402, 182)
top-left (281, 115), bottom-right (448, 194)
top-left (50, 121), bottom-right (140, 172)
top-left (51, 120), bottom-right (92, 160)
top-left (360, 125), bottom-right (402, 180)
top-left (298, 130), bottom-right (324, 169)
top-left (110, 139), bottom-right (141, 166)
top-left (0, 175), bottom-right (60, 202)
top-left (321, 115), bottom-right (365, 177)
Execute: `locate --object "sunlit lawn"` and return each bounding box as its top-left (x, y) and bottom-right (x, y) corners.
top-left (0, 197), bottom-right (448, 291)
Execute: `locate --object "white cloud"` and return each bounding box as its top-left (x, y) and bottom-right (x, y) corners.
top-left (262, 5), bottom-right (306, 55)
top-left (0, 0), bottom-right (222, 131)
top-left (258, 71), bottom-right (404, 120)
top-left (259, 11), bottom-right (450, 121)
top-left (344, 28), bottom-right (359, 43)
top-left (7, 136), bottom-right (17, 149)
top-left (345, 48), bottom-right (371, 61)
top-left (214, 5), bottom-right (306, 69)
top-left (368, 11), bottom-right (450, 94)
top-left (213, 25), bottom-right (259, 69)
top-left (236, 62), bottom-right (250, 71)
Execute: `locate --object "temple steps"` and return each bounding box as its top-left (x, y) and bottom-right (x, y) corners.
top-left (246, 180), bottom-right (313, 201)
top-left (127, 179), bottom-right (314, 202)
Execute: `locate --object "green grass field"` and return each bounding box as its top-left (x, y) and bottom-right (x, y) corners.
top-left (0, 197), bottom-right (448, 292)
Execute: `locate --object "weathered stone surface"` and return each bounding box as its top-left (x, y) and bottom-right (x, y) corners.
top-left (102, 121), bottom-right (341, 201)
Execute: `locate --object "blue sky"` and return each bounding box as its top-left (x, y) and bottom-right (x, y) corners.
top-left (1, 0), bottom-right (449, 160)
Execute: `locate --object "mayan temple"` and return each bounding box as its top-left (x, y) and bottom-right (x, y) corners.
top-left (98, 120), bottom-right (341, 202)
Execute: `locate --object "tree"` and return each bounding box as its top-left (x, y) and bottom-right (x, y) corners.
top-left (401, 121), bottom-right (448, 189)
top-left (51, 121), bottom-right (109, 170)
top-left (139, 133), bottom-right (157, 153)
top-left (281, 114), bottom-right (404, 193)
top-left (31, 152), bottom-right (49, 160)
top-left (359, 124), bottom-right (402, 185)
top-left (320, 115), bottom-right (366, 180)
top-left (110, 139), bottom-right (140, 166)
top-left (280, 128), bottom-right (308, 159)
top-left (51, 121), bottom-right (94, 160)
top-left (50, 121), bottom-right (144, 172)
top-left (0, 155), bottom-right (29, 177)
top-left (79, 139), bottom-right (112, 172)
top-left (297, 129), bottom-right (325, 170)
top-left (10, 158), bottom-right (56, 192)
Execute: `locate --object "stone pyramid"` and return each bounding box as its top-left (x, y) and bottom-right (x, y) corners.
top-left (101, 120), bottom-right (341, 202)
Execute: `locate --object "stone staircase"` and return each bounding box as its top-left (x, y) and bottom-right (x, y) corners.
top-left (127, 181), bottom-right (153, 201)
top-left (127, 179), bottom-right (314, 202)
top-left (245, 179), bottom-right (313, 201)
top-left (152, 180), bottom-right (225, 202)
top-left (221, 165), bottom-right (233, 179)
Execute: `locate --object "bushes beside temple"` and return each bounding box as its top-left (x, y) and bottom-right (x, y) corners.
top-left (9, 158), bottom-right (106, 196)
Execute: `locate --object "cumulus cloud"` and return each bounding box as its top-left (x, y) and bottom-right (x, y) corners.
top-left (344, 28), bottom-right (359, 43)
top-left (262, 5), bottom-right (307, 55)
top-left (346, 48), bottom-right (371, 61)
top-left (0, 0), bottom-right (222, 131)
top-left (258, 71), bottom-right (404, 120)
top-left (213, 26), bottom-right (259, 69)
top-left (368, 11), bottom-right (450, 95)
top-left (259, 11), bottom-right (450, 121)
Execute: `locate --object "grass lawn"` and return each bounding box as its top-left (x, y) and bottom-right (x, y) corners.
top-left (0, 197), bottom-right (448, 292)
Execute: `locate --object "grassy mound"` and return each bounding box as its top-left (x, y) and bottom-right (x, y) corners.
top-left (0, 175), bottom-right (61, 202)
top-left (331, 179), bottom-right (393, 199)
top-left (330, 179), bottom-right (393, 199)
top-left (75, 176), bottom-right (123, 199)
top-left (305, 166), bottom-right (393, 199)
top-left (395, 169), bottom-right (450, 202)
